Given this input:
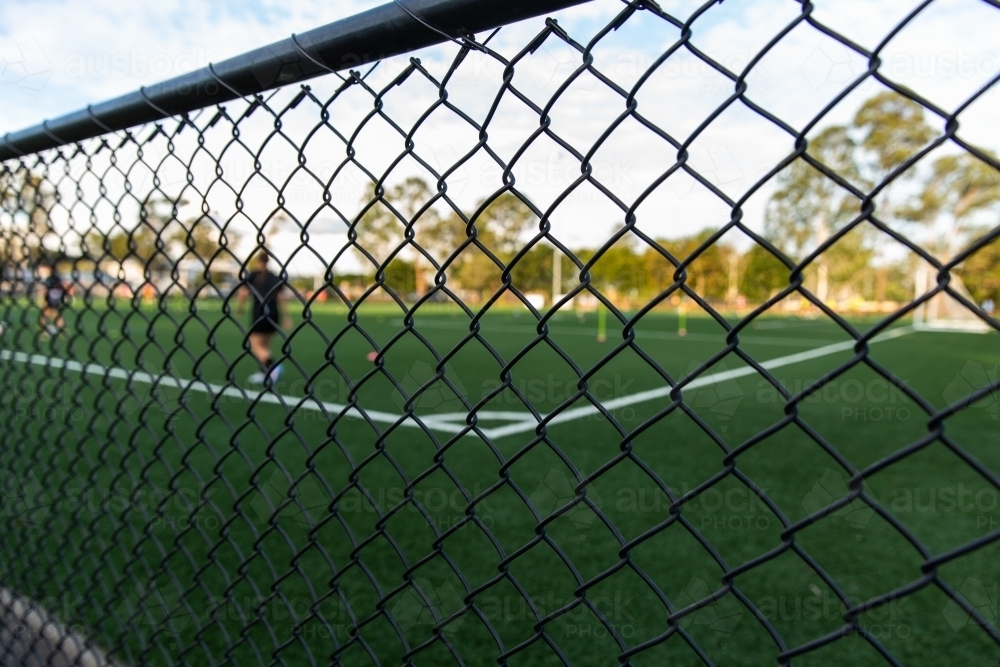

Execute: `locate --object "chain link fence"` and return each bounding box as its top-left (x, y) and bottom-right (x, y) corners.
top-left (1, 0), bottom-right (999, 665)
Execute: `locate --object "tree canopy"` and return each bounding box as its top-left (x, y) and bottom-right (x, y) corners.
top-left (85, 195), bottom-right (240, 272)
top-left (0, 167), bottom-right (56, 265)
top-left (58, 91), bottom-right (997, 312)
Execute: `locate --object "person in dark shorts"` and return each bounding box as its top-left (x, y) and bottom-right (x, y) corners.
top-left (38, 263), bottom-right (69, 336)
top-left (236, 251), bottom-right (291, 385)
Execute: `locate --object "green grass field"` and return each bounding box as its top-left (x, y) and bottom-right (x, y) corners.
top-left (0, 298), bottom-right (997, 667)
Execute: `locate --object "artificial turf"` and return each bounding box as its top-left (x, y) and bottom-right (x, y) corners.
top-left (0, 298), bottom-right (996, 666)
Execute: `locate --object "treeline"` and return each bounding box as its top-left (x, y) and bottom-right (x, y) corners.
top-left (761, 91), bottom-right (998, 309)
top-left (363, 231), bottom-right (917, 308)
top-left (3, 91), bottom-right (997, 310)
top-left (353, 91), bottom-right (999, 309)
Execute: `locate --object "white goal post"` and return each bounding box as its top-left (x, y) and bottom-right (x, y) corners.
top-left (913, 265), bottom-right (990, 333)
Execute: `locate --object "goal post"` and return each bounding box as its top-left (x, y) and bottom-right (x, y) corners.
top-left (913, 265), bottom-right (990, 333)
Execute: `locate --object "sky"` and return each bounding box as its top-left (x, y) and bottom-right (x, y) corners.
top-left (1, 0), bottom-right (998, 275)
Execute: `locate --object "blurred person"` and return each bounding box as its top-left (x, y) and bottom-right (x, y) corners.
top-left (236, 251), bottom-right (291, 385)
top-left (37, 262), bottom-right (69, 337)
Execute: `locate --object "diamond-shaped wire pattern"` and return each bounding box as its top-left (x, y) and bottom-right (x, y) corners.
top-left (1, 2), bottom-right (999, 666)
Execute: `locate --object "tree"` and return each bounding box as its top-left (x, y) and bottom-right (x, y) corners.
top-left (86, 195), bottom-right (189, 272)
top-left (355, 184), bottom-right (403, 267)
top-left (138, 196), bottom-right (188, 271)
top-left (475, 192), bottom-right (537, 257)
top-left (960, 237), bottom-right (1000, 307)
top-left (356, 177), bottom-right (456, 295)
top-left (853, 91), bottom-right (939, 267)
top-left (0, 167), bottom-right (56, 266)
top-left (739, 244), bottom-right (788, 303)
top-left (170, 214), bottom-right (241, 261)
top-left (648, 230), bottom-right (733, 301)
top-left (854, 91), bottom-right (936, 179)
top-left (384, 258), bottom-right (417, 295)
top-left (898, 152), bottom-right (1000, 232)
top-left (898, 150), bottom-right (1000, 300)
top-left (765, 125), bottom-right (867, 302)
top-left (509, 243), bottom-right (556, 294)
top-left (85, 229), bottom-right (131, 262)
top-left (575, 242), bottom-right (643, 302)
top-left (453, 191), bottom-right (538, 302)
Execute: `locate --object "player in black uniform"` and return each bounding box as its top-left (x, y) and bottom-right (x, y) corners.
top-left (38, 263), bottom-right (69, 336)
top-left (236, 251), bottom-right (291, 385)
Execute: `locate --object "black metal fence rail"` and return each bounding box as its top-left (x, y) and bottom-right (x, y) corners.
top-left (0, 0), bottom-right (998, 666)
top-left (0, 0), bottom-right (590, 160)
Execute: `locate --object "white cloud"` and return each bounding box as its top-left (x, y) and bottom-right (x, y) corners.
top-left (0, 0), bottom-right (384, 130)
top-left (2, 0), bottom-right (998, 261)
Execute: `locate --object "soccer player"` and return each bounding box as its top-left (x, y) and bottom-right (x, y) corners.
top-left (38, 262), bottom-right (68, 337)
top-left (236, 251), bottom-right (291, 385)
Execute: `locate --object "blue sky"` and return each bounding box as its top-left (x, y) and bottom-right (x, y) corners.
top-left (4, 0), bottom-right (996, 147)
top-left (6, 0), bottom-right (986, 132)
top-left (0, 0), bottom-right (627, 133)
top-left (2, 0), bottom-right (998, 263)
top-left (0, 0), bottom-right (383, 131)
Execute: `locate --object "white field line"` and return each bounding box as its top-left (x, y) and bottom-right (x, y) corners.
top-left (473, 325), bottom-right (917, 439)
top-left (0, 326), bottom-right (915, 441)
top-left (0, 349), bottom-right (470, 435)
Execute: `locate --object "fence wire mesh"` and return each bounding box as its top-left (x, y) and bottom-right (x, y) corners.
top-left (1, 1), bottom-right (999, 666)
